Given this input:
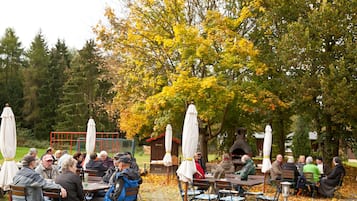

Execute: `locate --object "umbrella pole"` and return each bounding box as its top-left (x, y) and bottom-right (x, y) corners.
top-left (166, 166), bottom-right (170, 184)
top-left (184, 182), bottom-right (188, 201)
top-left (263, 173), bottom-right (267, 193)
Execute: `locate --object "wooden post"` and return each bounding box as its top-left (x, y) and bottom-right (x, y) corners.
top-left (184, 182), bottom-right (188, 201)
top-left (166, 166), bottom-right (170, 184)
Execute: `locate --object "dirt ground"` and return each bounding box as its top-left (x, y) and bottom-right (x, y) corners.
top-left (139, 171), bottom-right (357, 201)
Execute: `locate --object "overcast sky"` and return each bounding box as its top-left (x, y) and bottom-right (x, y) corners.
top-left (0, 0), bottom-right (120, 50)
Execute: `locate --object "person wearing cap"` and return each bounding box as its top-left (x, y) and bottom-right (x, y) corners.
top-left (108, 156), bottom-right (142, 200)
top-left (124, 152), bottom-right (139, 172)
top-left (35, 154), bottom-right (60, 180)
top-left (12, 155), bottom-right (67, 201)
top-left (99, 150), bottom-right (114, 169)
top-left (103, 153), bottom-right (123, 184)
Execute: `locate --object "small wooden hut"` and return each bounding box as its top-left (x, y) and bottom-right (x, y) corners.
top-left (146, 133), bottom-right (180, 174)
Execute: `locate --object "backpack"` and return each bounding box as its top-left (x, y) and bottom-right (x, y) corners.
top-left (104, 171), bottom-right (140, 201)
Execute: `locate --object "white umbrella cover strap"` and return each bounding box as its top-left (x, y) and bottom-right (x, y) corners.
top-left (84, 118), bottom-right (96, 169)
top-left (261, 125), bottom-right (272, 173)
top-left (163, 124), bottom-right (173, 167)
top-left (0, 106), bottom-right (19, 189)
top-left (176, 104), bottom-right (199, 183)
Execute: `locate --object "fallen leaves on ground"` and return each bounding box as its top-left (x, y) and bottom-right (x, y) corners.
top-left (139, 173), bottom-right (357, 201)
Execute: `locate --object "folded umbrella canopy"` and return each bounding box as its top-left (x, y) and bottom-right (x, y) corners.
top-left (163, 124), bottom-right (173, 167)
top-left (176, 104), bottom-right (199, 183)
top-left (83, 118), bottom-right (96, 169)
top-left (0, 105), bottom-right (19, 190)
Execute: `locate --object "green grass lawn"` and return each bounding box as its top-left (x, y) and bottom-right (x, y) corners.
top-left (0, 147), bottom-right (47, 163)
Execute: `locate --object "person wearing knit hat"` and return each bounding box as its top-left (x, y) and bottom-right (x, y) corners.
top-left (13, 155), bottom-right (68, 201)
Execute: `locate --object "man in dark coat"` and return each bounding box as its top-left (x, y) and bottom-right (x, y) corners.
top-left (86, 152), bottom-right (107, 177)
top-left (318, 157), bottom-right (345, 198)
top-left (282, 157), bottom-right (300, 183)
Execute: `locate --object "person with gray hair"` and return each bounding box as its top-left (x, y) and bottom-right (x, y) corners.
top-left (99, 150), bottom-right (114, 169)
top-left (28, 148), bottom-right (40, 167)
top-left (303, 156), bottom-right (320, 182)
top-left (236, 154), bottom-right (255, 180)
top-left (318, 156), bottom-right (346, 197)
top-left (55, 158), bottom-right (84, 201)
top-left (270, 154), bottom-right (283, 180)
top-left (12, 155), bottom-right (67, 201)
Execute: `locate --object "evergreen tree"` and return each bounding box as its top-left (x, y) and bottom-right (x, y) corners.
top-left (56, 40), bottom-right (100, 131)
top-left (292, 116), bottom-right (312, 159)
top-left (0, 28), bottom-right (25, 118)
top-left (22, 32), bottom-right (50, 138)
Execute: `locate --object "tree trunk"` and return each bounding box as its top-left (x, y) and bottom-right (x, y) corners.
top-left (199, 127), bottom-right (209, 164)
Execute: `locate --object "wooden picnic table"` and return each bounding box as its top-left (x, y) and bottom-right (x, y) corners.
top-left (195, 175), bottom-right (264, 189)
top-left (82, 182), bottom-right (110, 193)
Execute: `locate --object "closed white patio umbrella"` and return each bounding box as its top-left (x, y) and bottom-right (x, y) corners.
top-left (0, 104), bottom-right (19, 190)
top-left (83, 117), bottom-right (96, 169)
top-left (262, 124), bottom-right (272, 192)
top-left (176, 104), bottom-right (199, 201)
top-left (163, 124), bottom-right (173, 184)
top-left (163, 124), bottom-right (173, 167)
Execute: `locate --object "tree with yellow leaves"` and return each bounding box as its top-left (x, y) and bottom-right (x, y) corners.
top-left (95, 0), bottom-right (282, 160)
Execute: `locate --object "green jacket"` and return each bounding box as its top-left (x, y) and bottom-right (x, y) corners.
top-left (303, 163), bottom-right (320, 182)
top-left (239, 159), bottom-right (256, 180)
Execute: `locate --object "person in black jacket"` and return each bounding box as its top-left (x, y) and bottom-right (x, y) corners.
top-left (103, 153), bottom-right (124, 184)
top-left (318, 156), bottom-right (345, 198)
top-left (55, 157), bottom-right (84, 201)
top-left (86, 153), bottom-right (107, 177)
top-left (282, 157), bottom-right (300, 182)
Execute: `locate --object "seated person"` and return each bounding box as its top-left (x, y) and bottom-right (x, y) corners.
top-left (316, 156), bottom-right (330, 177)
top-left (55, 157), bottom-right (84, 201)
top-left (318, 156), bottom-right (345, 198)
top-left (103, 153), bottom-right (124, 184)
top-left (303, 156), bottom-right (320, 183)
top-left (213, 153), bottom-right (235, 179)
top-left (35, 154), bottom-right (60, 180)
top-left (13, 155), bottom-right (67, 201)
top-left (193, 152), bottom-right (205, 179)
top-left (104, 156), bottom-right (142, 201)
top-left (73, 152), bottom-right (84, 169)
top-left (270, 154), bottom-right (283, 180)
top-left (86, 152), bottom-right (108, 177)
top-left (282, 157), bottom-right (300, 183)
top-left (125, 152), bottom-right (140, 172)
top-left (296, 155), bottom-right (306, 176)
top-left (236, 154), bottom-right (255, 180)
top-left (99, 150), bottom-right (114, 169)
top-left (196, 151), bottom-right (206, 173)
